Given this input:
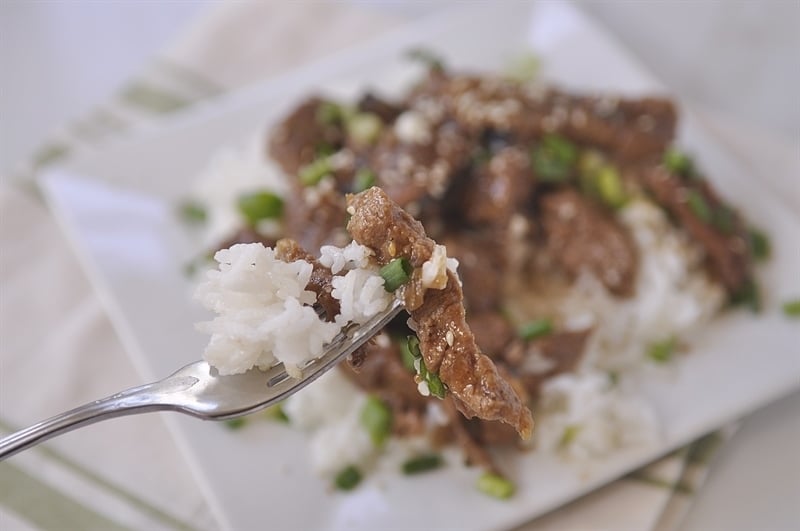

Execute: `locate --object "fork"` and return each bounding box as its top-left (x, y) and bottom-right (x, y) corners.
top-left (0, 299), bottom-right (403, 460)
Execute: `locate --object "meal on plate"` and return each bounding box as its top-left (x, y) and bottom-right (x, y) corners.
top-left (186, 52), bottom-right (769, 496)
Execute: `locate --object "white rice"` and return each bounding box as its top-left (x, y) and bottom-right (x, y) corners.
top-left (535, 371), bottom-right (659, 460)
top-left (195, 241), bottom-right (391, 376)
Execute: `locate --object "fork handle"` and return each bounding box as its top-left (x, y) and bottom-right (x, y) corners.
top-left (0, 378), bottom-right (191, 460)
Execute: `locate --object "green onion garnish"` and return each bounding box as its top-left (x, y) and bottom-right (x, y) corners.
top-left (406, 48), bottom-right (444, 70)
top-left (608, 371), bottom-right (620, 387)
top-left (782, 299), bottom-right (800, 317)
top-left (505, 52), bottom-right (540, 83)
top-left (647, 337), bottom-right (677, 363)
top-left (685, 190), bottom-right (712, 223)
top-left (334, 465), bottom-right (362, 491)
top-left (178, 200), bottom-right (207, 225)
top-left (263, 403), bottom-right (289, 423)
top-left (712, 205), bottom-right (736, 234)
top-left (531, 134), bottom-right (578, 183)
top-left (237, 191), bottom-right (284, 225)
top-left (402, 454), bottom-right (444, 475)
top-left (596, 165), bottom-right (627, 209)
top-left (400, 338), bottom-right (417, 371)
top-left (558, 425), bottom-right (581, 448)
top-left (224, 418), bottom-right (246, 430)
top-left (299, 157), bottom-right (333, 186)
top-left (347, 112), bottom-right (383, 146)
top-left (518, 318), bottom-right (553, 341)
top-left (316, 101), bottom-right (343, 126)
top-left (360, 396), bottom-right (392, 447)
top-left (748, 228), bottom-right (771, 261)
top-left (316, 142), bottom-right (335, 158)
top-left (353, 168), bottom-right (376, 193)
top-left (663, 147), bottom-right (695, 177)
top-left (380, 258), bottom-right (412, 292)
top-left (476, 473), bottom-right (515, 500)
top-left (426, 370), bottom-right (446, 399)
top-left (730, 279), bottom-right (761, 313)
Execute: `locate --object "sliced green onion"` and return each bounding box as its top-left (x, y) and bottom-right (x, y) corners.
top-left (577, 149), bottom-right (605, 195)
top-left (730, 279), bottom-right (761, 313)
top-left (334, 465), bottom-right (362, 491)
top-left (712, 205), bottom-right (736, 234)
top-left (647, 336), bottom-right (677, 363)
top-left (400, 338), bottom-right (417, 371)
top-left (782, 299), bottom-right (800, 317)
top-left (299, 157), bottom-right (333, 186)
top-left (426, 371), bottom-right (446, 399)
top-left (518, 318), bottom-right (553, 341)
top-left (402, 454), bottom-right (444, 475)
top-left (353, 168), bottom-right (376, 193)
top-left (347, 112), bottom-right (383, 146)
top-left (237, 191), bottom-right (284, 225)
top-left (608, 371), bottom-right (620, 387)
top-left (407, 335), bottom-right (422, 359)
top-left (178, 200), bottom-right (207, 225)
top-left (316, 142), bottom-right (335, 158)
top-left (380, 258), bottom-right (412, 292)
top-left (596, 165), bottom-right (627, 209)
top-left (405, 48), bottom-right (444, 70)
top-left (558, 425), bottom-right (581, 448)
top-left (360, 396), bottom-right (392, 447)
top-left (316, 101), bottom-right (343, 126)
top-left (263, 403), bottom-right (289, 423)
top-left (685, 190), bottom-right (712, 223)
top-left (224, 418), bottom-right (246, 430)
top-left (663, 147), bottom-right (695, 177)
top-left (748, 228), bottom-right (771, 261)
top-left (476, 473), bottom-right (515, 500)
top-left (531, 134), bottom-right (578, 183)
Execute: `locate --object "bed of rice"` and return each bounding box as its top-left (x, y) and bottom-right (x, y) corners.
top-left (190, 131), bottom-right (726, 474)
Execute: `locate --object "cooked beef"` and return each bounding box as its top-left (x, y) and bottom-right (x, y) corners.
top-left (441, 231), bottom-right (507, 312)
top-left (467, 311), bottom-right (515, 359)
top-left (282, 183), bottom-right (347, 251)
top-left (442, 398), bottom-right (498, 472)
top-left (357, 93), bottom-right (403, 123)
top-left (370, 119), bottom-right (474, 206)
top-left (516, 330), bottom-right (592, 396)
top-left (268, 97), bottom-right (344, 176)
top-left (540, 189), bottom-right (638, 296)
top-left (274, 238), bottom-right (339, 321)
top-left (409, 72), bottom-right (675, 162)
top-left (641, 166), bottom-right (752, 294)
top-left (347, 187), bottom-right (534, 439)
top-left (339, 339), bottom-right (428, 437)
top-left (461, 146), bottom-right (535, 227)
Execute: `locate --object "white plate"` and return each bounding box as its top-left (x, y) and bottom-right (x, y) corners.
top-left (39, 2), bottom-right (800, 530)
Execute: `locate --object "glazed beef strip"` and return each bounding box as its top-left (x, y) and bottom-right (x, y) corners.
top-left (409, 72), bottom-right (676, 162)
top-left (346, 186), bottom-right (534, 439)
top-left (640, 166), bottom-right (752, 295)
top-left (540, 188), bottom-right (639, 297)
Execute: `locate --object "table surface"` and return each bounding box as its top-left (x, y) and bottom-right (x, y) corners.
top-left (1, 2), bottom-right (798, 530)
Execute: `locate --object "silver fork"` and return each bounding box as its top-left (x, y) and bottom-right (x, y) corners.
top-left (0, 299), bottom-right (403, 460)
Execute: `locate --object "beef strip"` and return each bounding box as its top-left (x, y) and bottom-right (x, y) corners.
top-left (513, 329), bottom-right (592, 397)
top-left (346, 187), bottom-right (534, 439)
top-left (409, 72), bottom-right (675, 162)
top-left (540, 188), bottom-right (638, 297)
top-left (274, 238), bottom-right (340, 321)
top-left (268, 97), bottom-right (344, 176)
top-left (442, 398), bottom-right (498, 472)
top-left (461, 146), bottom-right (536, 228)
top-left (441, 231), bottom-right (507, 313)
top-left (282, 182), bottom-right (347, 251)
top-left (357, 93), bottom-right (403, 123)
top-left (369, 119), bottom-right (474, 207)
top-left (640, 166), bottom-right (752, 294)
top-left (467, 311), bottom-right (515, 359)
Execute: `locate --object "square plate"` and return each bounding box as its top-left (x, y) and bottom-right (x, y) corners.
top-left (39, 2), bottom-right (800, 530)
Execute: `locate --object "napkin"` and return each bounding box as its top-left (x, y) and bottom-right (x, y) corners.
top-left (0, 2), bottom-right (781, 530)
